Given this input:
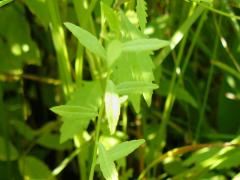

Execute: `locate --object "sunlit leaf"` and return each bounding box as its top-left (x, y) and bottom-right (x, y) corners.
top-left (98, 143), bottom-right (118, 180)
top-left (106, 139), bottom-right (145, 162)
top-left (51, 105), bottom-right (98, 119)
top-left (105, 80), bottom-right (120, 135)
top-left (123, 38), bottom-right (169, 52)
top-left (116, 81), bottom-right (158, 94)
top-left (64, 22), bottom-right (106, 59)
top-left (107, 40), bottom-right (122, 67)
top-left (136, 0), bottom-right (147, 31)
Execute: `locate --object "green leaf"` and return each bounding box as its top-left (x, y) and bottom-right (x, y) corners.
top-left (111, 52), bottom-right (155, 112)
top-left (0, 0), bottom-right (13, 8)
top-left (64, 22), bottom-right (106, 59)
top-left (0, 4), bottom-right (40, 72)
top-left (136, 0), bottom-right (147, 31)
top-left (52, 81), bottom-right (103, 142)
top-left (0, 136), bottom-right (18, 161)
top-left (101, 2), bottom-right (120, 33)
top-left (105, 80), bottom-right (121, 135)
top-left (123, 38), bottom-right (169, 52)
top-left (60, 118), bottom-right (90, 143)
top-left (19, 156), bottom-right (55, 180)
top-left (116, 81), bottom-right (158, 94)
top-left (98, 143), bottom-right (118, 180)
top-left (107, 40), bottom-right (122, 67)
top-left (51, 105), bottom-right (98, 119)
top-left (24, 0), bottom-right (50, 27)
top-left (106, 139), bottom-right (145, 162)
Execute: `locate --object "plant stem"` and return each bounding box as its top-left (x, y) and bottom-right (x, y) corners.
top-left (46, 0), bottom-right (73, 100)
top-left (89, 103), bottom-right (104, 180)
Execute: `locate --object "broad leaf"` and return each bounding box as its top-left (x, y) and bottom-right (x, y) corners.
top-left (107, 40), bottom-right (122, 67)
top-left (0, 136), bottom-right (18, 161)
top-left (65, 22), bottom-right (106, 59)
top-left (105, 80), bottom-right (120, 135)
top-left (136, 0), bottom-right (147, 31)
top-left (101, 2), bottom-right (120, 33)
top-left (98, 143), bottom-right (118, 180)
top-left (19, 156), bottom-right (55, 180)
top-left (51, 105), bottom-right (98, 119)
top-left (116, 81), bottom-right (158, 94)
top-left (123, 38), bottom-right (169, 52)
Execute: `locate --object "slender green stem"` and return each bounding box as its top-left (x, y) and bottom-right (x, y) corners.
top-left (46, 0), bottom-right (73, 99)
top-left (195, 28), bottom-right (218, 142)
top-left (154, 6), bottom-right (204, 66)
top-left (89, 104), bottom-right (104, 180)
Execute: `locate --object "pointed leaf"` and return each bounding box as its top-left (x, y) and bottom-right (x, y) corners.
top-left (108, 139), bottom-right (145, 161)
top-left (116, 81), bottom-right (158, 94)
top-left (64, 22), bottom-right (106, 59)
top-left (98, 143), bottom-right (118, 180)
top-left (136, 0), bottom-right (147, 31)
top-left (123, 38), bottom-right (169, 52)
top-left (105, 80), bottom-right (120, 134)
top-left (51, 105), bottom-right (98, 119)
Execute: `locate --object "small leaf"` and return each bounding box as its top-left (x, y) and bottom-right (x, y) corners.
top-left (64, 22), bottom-right (106, 59)
top-left (136, 0), bottom-right (147, 31)
top-left (105, 80), bottom-right (120, 134)
top-left (107, 40), bottom-right (122, 67)
top-left (98, 143), bottom-right (118, 180)
top-left (116, 81), bottom-right (158, 94)
top-left (107, 139), bottom-right (145, 161)
top-left (51, 105), bottom-right (98, 119)
top-left (101, 2), bottom-right (120, 33)
top-left (123, 38), bottom-right (169, 52)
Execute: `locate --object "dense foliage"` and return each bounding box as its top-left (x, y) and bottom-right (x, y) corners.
top-left (0, 0), bottom-right (240, 179)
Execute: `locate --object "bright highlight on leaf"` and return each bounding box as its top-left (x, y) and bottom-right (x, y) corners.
top-left (136, 0), bottom-right (147, 32)
top-left (98, 143), bottom-right (118, 180)
top-left (105, 80), bottom-right (121, 135)
top-left (123, 38), bottom-right (169, 52)
top-left (64, 22), bottom-right (107, 59)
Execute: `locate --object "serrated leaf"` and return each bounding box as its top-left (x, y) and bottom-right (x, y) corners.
top-left (136, 0), bottom-right (147, 31)
top-left (107, 40), bottom-right (122, 67)
top-left (64, 22), bottom-right (106, 59)
top-left (101, 2), bottom-right (120, 33)
top-left (98, 143), bottom-right (118, 180)
top-left (123, 38), bottom-right (169, 52)
top-left (51, 105), bottom-right (98, 119)
top-left (105, 80), bottom-right (120, 135)
top-left (116, 81), bottom-right (158, 94)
